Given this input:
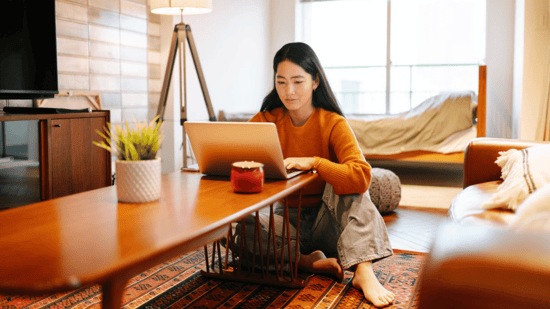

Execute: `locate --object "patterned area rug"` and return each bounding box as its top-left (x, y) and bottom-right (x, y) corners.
top-left (0, 247), bottom-right (425, 309)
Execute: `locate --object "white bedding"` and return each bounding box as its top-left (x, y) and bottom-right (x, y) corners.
top-left (429, 125), bottom-right (477, 153)
top-left (375, 125), bottom-right (477, 154)
top-left (347, 91), bottom-right (477, 155)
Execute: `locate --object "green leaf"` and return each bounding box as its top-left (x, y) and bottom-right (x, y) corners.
top-left (93, 116), bottom-right (163, 161)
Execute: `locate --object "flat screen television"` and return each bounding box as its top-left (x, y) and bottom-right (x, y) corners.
top-left (0, 0), bottom-right (59, 100)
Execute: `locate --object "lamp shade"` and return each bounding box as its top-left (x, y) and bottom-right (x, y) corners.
top-left (150, 0), bottom-right (212, 15)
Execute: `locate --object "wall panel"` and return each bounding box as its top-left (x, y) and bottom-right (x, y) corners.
top-left (53, 0), bottom-right (161, 125)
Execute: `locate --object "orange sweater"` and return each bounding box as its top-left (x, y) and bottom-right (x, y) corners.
top-left (250, 107), bottom-right (372, 207)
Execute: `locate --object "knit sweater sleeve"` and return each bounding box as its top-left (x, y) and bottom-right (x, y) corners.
top-left (314, 118), bottom-right (371, 195)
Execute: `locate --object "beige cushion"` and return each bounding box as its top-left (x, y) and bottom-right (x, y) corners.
top-left (481, 145), bottom-right (550, 210)
top-left (511, 182), bottom-right (550, 231)
top-left (450, 181), bottom-right (516, 226)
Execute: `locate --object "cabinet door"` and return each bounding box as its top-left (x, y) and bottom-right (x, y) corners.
top-left (50, 118), bottom-right (73, 198)
top-left (50, 117), bottom-right (111, 199)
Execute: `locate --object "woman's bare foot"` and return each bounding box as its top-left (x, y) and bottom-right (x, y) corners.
top-left (352, 261), bottom-right (395, 307)
top-left (298, 250), bottom-right (344, 280)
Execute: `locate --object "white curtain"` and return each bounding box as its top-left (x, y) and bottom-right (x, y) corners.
top-left (537, 50), bottom-right (550, 142)
top-left (543, 92), bottom-right (550, 141)
top-left (545, 0), bottom-right (550, 141)
top-left (541, 64), bottom-right (550, 141)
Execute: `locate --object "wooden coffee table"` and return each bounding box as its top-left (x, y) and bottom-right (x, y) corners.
top-left (0, 171), bottom-right (318, 308)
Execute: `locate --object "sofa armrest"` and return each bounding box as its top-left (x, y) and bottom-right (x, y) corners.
top-left (418, 222), bottom-right (550, 308)
top-left (463, 138), bottom-right (545, 188)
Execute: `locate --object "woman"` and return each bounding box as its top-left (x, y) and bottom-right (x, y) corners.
top-left (244, 42), bottom-right (395, 307)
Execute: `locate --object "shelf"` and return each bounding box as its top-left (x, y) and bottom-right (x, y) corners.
top-left (0, 110), bottom-right (108, 122)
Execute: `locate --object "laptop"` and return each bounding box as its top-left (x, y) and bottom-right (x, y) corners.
top-left (184, 121), bottom-right (305, 179)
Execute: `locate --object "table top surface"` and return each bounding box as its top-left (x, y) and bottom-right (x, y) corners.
top-left (0, 171), bottom-right (318, 293)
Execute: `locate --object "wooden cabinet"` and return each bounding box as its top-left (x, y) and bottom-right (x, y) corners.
top-left (39, 111), bottom-right (112, 200)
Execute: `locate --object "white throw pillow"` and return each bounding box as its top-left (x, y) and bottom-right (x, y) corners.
top-left (511, 182), bottom-right (550, 231)
top-left (481, 144), bottom-right (550, 211)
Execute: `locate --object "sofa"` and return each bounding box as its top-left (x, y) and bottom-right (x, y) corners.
top-left (417, 138), bottom-right (550, 308)
top-left (450, 138), bottom-right (547, 226)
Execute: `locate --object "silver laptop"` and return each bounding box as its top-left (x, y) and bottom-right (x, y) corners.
top-left (184, 121), bottom-right (305, 179)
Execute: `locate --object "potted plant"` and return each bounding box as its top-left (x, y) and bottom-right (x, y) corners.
top-left (94, 117), bottom-right (163, 203)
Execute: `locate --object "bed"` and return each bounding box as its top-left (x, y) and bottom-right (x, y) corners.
top-left (352, 65), bottom-right (486, 164)
top-left (218, 65), bottom-right (486, 165)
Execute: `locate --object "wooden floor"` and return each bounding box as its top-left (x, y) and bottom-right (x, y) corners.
top-left (383, 206), bottom-right (449, 253)
top-left (373, 160), bottom-right (461, 253)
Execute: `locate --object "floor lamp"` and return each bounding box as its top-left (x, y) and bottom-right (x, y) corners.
top-left (150, 0), bottom-right (216, 169)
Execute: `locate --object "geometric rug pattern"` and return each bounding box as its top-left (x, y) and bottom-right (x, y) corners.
top-left (0, 247), bottom-right (426, 309)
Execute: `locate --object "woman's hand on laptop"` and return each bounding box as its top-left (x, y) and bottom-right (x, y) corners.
top-left (284, 157), bottom-right (316, 171)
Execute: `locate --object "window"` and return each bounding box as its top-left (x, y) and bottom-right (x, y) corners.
top-left (299, 0), bottom-right (486, 115)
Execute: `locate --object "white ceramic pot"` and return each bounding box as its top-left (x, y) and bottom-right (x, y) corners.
top-left (115, 157), bottom-right (161, 203)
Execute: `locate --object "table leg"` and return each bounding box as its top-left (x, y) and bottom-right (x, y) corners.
top-left (268, 202), bottom-right (280, 279)
top-left (102, 278), bottom-right (128, 309)
top-left (254, 210), bottom-right (265, 278)
top-left (295, 192), bottom-right (302, 279)
top-left (204, 245), bottom-right (210, 271)
top-left (200, 189), bottom-right (314, 288)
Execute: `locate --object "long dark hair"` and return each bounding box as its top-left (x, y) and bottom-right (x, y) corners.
top-left (260, 42), bottom-right (344, 116)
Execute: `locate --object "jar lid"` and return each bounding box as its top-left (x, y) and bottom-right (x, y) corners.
top-left (232, 161), bottom-right (264, 169)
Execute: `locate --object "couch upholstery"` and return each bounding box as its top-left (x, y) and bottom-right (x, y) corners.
top-left (449, 138), bottom-right (546, 225)
top-left (418, 222), bottom-right (550, 308)
top-left (418, 138), bottom-right (550, 308)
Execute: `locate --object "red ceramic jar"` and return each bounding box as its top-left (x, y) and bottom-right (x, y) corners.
top-left (231, 161), bottom-right (264, 193)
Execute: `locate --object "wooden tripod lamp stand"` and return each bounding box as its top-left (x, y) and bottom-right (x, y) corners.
top-left (150, 0), bottom-right (216, 169)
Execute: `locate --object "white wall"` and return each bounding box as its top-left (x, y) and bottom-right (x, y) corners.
top-left (269, 0), bottom-right (297, 59)
top-left (515, 0), bottom-right (550, 140)
top-left (486, 0), bottom-right (515, 138)
top-left (513, 0), bottom-right (525, 139)
top-left (159, 0), bottom-right (271, 173)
